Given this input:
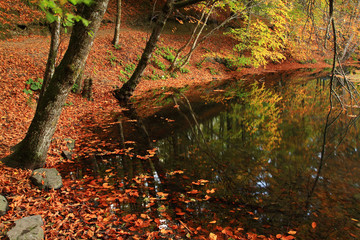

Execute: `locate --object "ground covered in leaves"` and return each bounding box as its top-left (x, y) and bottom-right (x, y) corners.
top-left (0, 1), bottom-right (334, 239)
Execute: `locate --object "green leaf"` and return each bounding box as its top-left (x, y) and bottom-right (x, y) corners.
top-left (88, 30), bottom-right (94, 38)
top-left (23, 89), bottom-right (33, 95)
top-left (83, 0), bottom-right (93, 5)
top-left (81, 18), bottom-right (90, 27)
top-left (45, 12), bottom-right (57, 23)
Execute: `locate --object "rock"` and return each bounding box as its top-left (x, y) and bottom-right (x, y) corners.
top-left (61, 138), bottom-right (75, 160)
top-left (64, 138), bottom-right (75, 150)
top-left (0, 195), bottom-right (8, 216)
top-left (7, 215), bottom-right (44, 240)
top-left (31, 168), bottom-right (63, 190)
top-left (61, 150), bottom-right (72, 160)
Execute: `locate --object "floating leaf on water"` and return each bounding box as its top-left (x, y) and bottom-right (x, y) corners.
top-left (312, 221), bottom-right (317, 229)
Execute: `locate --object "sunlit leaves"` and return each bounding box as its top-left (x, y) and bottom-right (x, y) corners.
top-left (64, 13), bottom-right (90, 27)
top-left (230, 83), bottom-right (282, 151)
top-left (209, 232), bottom-right (218, 240)
top-left (227, 0), bottom-right (290, 68)
top-left (38, 0), bottom-right (92, 26)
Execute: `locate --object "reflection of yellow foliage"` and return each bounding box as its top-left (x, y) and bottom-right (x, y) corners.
top-left (234, 84), bottom-right (282, 151)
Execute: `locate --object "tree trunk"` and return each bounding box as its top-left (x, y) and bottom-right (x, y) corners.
top-left (74, 69), bottom-right (83, 94)
top-left (1, 0), bottom-right (109, 169)
top-left (173, 6), bottom-right (239, 71)
top-left (40, 16), bottom-right (61, 101)
top-left (112, 0), bottom-right (121, 45)
top-left (177, 4), bottom-right (214, 69)
top-left (82, 78), bottom-right (93, 101)
top-left (168, 3), bottom-right (207, 71)
top-left (113, 0), bottom-right (175, 104)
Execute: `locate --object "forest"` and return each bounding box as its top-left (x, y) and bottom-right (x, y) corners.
top-left (0, 0), bottom-right (360, 239)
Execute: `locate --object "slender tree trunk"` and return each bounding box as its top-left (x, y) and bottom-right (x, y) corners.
top-left (168, 3), bottom-right (207, 71)
top-left (113, 0), bottom-right (205, 104)
top-left (113, 0), bottom-right (175, 103)
top-left (177, 4), bottom-right (214, 69)
top-left (340, 0), bottom-right (360, 62)
top-left (1, 0), bottom-right (109, 169)
top-left (112, 0), bottom-right (121, 45)
top-left (174, 9), bottom-right (239, 71)
top-left (151, 0), bottom-right (158, 21)
top-left (40, 16), bottom-right (61, 101)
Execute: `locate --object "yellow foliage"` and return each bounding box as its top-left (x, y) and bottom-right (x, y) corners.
top-left (227, 0), bottom-right (290, 68)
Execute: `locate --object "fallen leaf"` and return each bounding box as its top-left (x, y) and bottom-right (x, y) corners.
top-left (312, 222), bottom-right (317, 229)
top-left (209, 233), bottom-right (217, 240)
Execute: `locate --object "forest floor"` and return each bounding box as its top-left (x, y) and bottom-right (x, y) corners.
top-left (0, 1), bottom-right (336, 239)
top-left (0, 21), bottom-right (332, 165)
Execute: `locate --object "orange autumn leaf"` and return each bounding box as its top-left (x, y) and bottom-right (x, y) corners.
top-left (102, 182), bottom-right (113, 188)
top-left (222, 227), bottom-right (233, 236)
top-left (276, 234), bottom-right (282, 238)
top-left (156, 192), bottom-right (169, 198)
top-left (135, 218), bottom-right (144, 227)
top-left (87, 230), bottom-right (94, 238)
top-left (204, 195), bottom-right (211, 200)
top-left (187, 189), bottom-right (200, 194)
top-left (209, 233), bottom-right (218, 240)
top-left (206, 188), bottom-right (216, 194)
top-left (288, 230), bottom-right (296, 235)
top-left (140, 214), bottom-right (148, 219)
top-left (312, 222), bottom-right (317, 229)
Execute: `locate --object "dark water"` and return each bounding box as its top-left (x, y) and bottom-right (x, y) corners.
top-left (77, 72), bottom-right (360, 239)
top-left (141, 77), bottom-right (360, 239)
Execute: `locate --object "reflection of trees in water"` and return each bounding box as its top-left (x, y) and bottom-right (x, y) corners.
top-left (155, 79), bottom-right (360, 238)
top-left (305, 65), bottom-right (360, 238)
top-left (269, 76), bottom-right (360, 239)
top-left (83, 75), bottom-right (360, 238)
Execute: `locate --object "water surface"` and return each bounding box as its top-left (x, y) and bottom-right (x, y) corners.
top-left (76, 72), bottom-right (360, 239)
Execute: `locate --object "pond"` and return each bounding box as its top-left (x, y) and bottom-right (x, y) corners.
top-left (73, 70), bottom-right (360, 239)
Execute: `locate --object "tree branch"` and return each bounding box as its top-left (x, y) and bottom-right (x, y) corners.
top-left (174, 0), bottom-right (205, 9)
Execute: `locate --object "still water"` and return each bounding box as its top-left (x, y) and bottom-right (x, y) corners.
top-left (78, 72), bottom-right (360, 239)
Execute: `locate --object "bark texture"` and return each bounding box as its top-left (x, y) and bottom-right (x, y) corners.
top-left (1, 0), bottom-right (110, 169)
top-left (40, 17), bottom-right (61, 101)
top-left (112, 0), bottom-right (122, 45)
top-left (82, 78), bottom-right (93, 101)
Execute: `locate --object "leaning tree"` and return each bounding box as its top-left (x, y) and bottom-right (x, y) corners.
top-left (1, 0), bottom-right (110, 169)
top-left (113, 0), bottom-right (207, 104)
